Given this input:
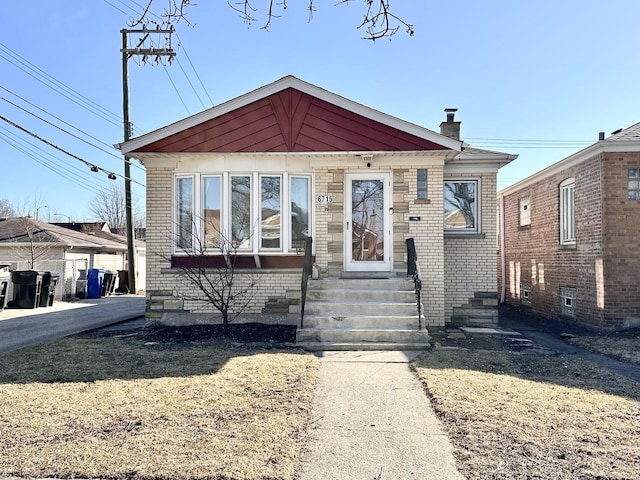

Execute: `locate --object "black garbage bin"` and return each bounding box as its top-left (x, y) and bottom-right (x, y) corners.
top-left (39, 272), bottom-right (60, 307)
top-left (116, 269), bottom-right (129, 294)
top-left (11, 270), bottom-right (43, 309)
top-left (102, 270), bottom-right (116, 297)
top-left (0, 265), bottom-right (10, 311)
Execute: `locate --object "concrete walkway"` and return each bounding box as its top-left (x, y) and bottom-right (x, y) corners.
top-left (296, 351), bottom-right (464, 480)
top-left (0, 295), bottom-right (145, 353)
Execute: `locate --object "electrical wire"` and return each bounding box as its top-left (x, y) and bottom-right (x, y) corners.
top-left (0, 127), bottom-right (105, 192)
top-left (162, 63), bottom-right (191, 114)
top-left (0, 89), bottom-right (145, 173)
top-left (0, 114), bottom-right (145, 187)
top-left (0, 43), bottom-right (123, 129)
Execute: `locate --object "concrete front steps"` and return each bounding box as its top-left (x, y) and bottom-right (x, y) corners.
top-left (296, 275), bottom-right (429, 351)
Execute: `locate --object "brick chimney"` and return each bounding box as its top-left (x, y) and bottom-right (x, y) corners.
top-left (440, 108), bottom-right (460, 140)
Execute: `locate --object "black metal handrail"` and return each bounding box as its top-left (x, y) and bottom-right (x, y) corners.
top-left (406, 237), bottom-right (423, 330)
top-left (300, 236), bottom-right (313, 328)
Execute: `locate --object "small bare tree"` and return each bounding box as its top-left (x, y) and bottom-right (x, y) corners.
top-left (133, 0), bottom-right (414, 41)
top-left (159, 215), bottom-right (257, 333)
top-left (7, 217), bottom-right (53, 270)
top-left (0, 199), bottom-right (15, 218)
top-left (88, 182), bottom-right (145, 235)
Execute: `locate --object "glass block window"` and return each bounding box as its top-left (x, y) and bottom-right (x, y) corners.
top-left (628, 169), bottom-right (640, 201)
top-left (560, 287), bottom-right (576, 317)
top-left (417, 169), bottom-right (428, 200)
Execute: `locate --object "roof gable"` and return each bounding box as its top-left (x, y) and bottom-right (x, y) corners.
top-left (121, 76), bottom-right (462, 155)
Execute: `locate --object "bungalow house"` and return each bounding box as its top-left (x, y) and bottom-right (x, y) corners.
top-left (0, 217), bottom-right (145, 300)
top-left (118, 76), bottom-right (516, 346)
top-left (497, 122), bottom-right (640, 330)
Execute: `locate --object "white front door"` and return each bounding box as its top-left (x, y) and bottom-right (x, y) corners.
top-left (344, 172), bottom-right (392, 272)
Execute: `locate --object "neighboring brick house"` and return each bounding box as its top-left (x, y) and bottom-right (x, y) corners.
top-left (498, 123), bottom-right (640, 330)
top-left (118, 76), bottom-right (516, 331)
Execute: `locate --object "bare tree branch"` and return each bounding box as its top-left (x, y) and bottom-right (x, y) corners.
top-left (156, 216), bottom-right (257, 331)
top-left (133, 0), bottom-right (413, 40)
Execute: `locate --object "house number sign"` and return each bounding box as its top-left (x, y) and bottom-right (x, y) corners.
top-left (316, 195), bottom-right (333, 204)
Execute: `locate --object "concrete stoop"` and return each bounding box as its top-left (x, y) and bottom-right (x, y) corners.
top-left (296, 274), bottom-right (429, 351)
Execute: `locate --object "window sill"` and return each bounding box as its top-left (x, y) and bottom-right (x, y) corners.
top-left (444, 232), bottom-right (486, 239)
top-left (559, 243), bottom-right (577, 250)
top-left (170, 253), bottom-right (313, 270)
top-left (414, 199), bottom-right (431, 204)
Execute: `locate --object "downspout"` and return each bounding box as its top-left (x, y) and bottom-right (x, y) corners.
top-left (499, 193), bottom-right (506, 304)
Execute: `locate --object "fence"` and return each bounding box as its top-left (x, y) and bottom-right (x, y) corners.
top-left (0, 259), bottom-right (89, 302)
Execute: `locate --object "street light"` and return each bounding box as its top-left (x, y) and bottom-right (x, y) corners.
top-left (54, 213), bottom-right (72, 222)
top-left (35, 205), bottom-right (48, 221)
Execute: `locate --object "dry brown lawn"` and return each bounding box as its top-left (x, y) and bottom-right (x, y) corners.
top-left (0, 334), bottom-right (318, 480)
top-left (569, 329), bottom-right (640, 365)
top-left (412, 350), bottom-right (640, 480)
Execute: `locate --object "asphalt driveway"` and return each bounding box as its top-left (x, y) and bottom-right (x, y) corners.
top-left (0, 295), bottom-right (145, 353)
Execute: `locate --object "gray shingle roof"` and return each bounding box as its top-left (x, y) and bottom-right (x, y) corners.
top-left (0, 217), bottom-right (127, 249)
top-left (607, 121), bottom-right (640, 142)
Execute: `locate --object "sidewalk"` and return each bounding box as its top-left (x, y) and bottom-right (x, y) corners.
top-left (296, 351), bottom-right (464, 480)
top-left (0, 295), bottom-right (145, 353)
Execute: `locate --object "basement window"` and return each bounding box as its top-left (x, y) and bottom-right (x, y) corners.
top-left (520, 282), bottom-right (532, 306)
top-left (560, 287), bottom-right (576, 317)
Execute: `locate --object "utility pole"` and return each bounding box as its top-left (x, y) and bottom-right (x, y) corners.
top-left (121, 26), bottom-right (175, 294)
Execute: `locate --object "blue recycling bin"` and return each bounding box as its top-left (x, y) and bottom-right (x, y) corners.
top-left (87, 268), bottom-right (105, 299)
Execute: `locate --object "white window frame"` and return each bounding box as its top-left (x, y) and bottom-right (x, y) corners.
top-left (174, 175), bottom-right (195, 252)
top-left (201, 174), bottom-right (223, 251)
top-left (519, 196), bottom-right (531, 227)
top-left (559, 178), bottom-right (575, 245)
top-left (289, 175), bottom-right (312, 251)
top-left (444, 178), bottom-right (480, 233)
top-left (628, 168), bottom-right (640, 201)
top-left (259, 174), bottom-right (283, 252)
top-left (173, 172), bottom-right (312, 255)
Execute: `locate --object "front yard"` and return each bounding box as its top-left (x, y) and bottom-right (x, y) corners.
top-left (0, 325), bottom-right (638, 480)
top-left (0, 331), bottom-right (318, 480)
top-left (412, 349), bottom-right (640, 480)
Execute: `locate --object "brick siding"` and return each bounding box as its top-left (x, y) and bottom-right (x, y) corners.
top-left (500, 151), bottom-right (640, 329)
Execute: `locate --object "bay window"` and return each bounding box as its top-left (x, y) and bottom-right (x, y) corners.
top-left (175, 172), bottom-right (311, 255)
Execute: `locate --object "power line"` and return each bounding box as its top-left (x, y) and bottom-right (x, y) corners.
top-left (0, 114), bottom-right (145, 187)
top-left (0, 127), bottom-right (105, 192)
top-left (0, 89), bottom-right (145, 173)
top-left (0, 43), bottom-right (123, 129)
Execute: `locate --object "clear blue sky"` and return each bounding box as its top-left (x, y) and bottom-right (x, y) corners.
top-left (1, 1), bottom-right (639, 222)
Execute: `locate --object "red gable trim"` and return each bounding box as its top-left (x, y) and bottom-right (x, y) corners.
top-left (136, 88), bottom-right (451, 153)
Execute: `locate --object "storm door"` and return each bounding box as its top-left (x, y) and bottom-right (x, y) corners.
top-left (344, 172), bottom-right (392, 272)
